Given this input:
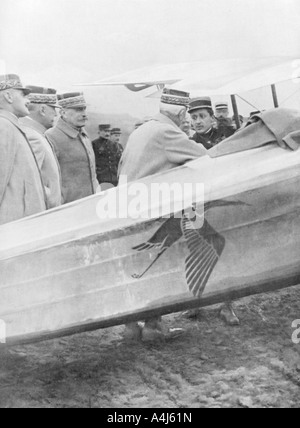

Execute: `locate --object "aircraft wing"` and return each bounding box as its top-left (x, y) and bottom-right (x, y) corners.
top-left (175, 58), bottom-right (300, 96)
top-left (79, 80), bottom-right (180, 92)
top-left (76, 62), bottom-right (184, 91)
top-left (77, 57), bottom-right (300, 95)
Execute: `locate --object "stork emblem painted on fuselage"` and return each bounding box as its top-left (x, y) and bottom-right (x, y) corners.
top-left (132, 200), bottom-right (246, 298)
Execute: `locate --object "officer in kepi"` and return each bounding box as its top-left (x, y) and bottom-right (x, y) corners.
top-left (0, 74), bottom-right (47, 225)
top-left (214, 102), bottom-right (236, 138)
top-left (215, 101), bottom-right (230, 120)
top-left (119, 88), bottom-right (208, 342)
top-left (92, 124), bottom-right (124, 189)
top-left (20, 85), bottom-right (62, 209)
top-left (46, 92), bottom-right (100, 204)
top-left (97, 123), bottom-right (111, 141)
top-left (189, 97), bottom-right (231, 149)
top-left (110, 127), bottom-right (122, 144)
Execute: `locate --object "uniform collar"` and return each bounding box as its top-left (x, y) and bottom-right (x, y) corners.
top-left (204, 127), bottom-right (214, 135)
top-left (0, 110), bottom-right (20, 126)
top-left (195, 127), bottom-right (214, 139)
top-left (96, 136), bottom-right (109, 143)
top-left (20, 116), bottom-right (47, 135)
top-left (56, 118), bottom-right (87, 139)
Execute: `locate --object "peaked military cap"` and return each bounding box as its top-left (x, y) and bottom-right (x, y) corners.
top-left (215, 102), bottom-right (229, 110)
top-left (0, 74), bottom-right (31, 95)
top-left (58, 92), bottom-right (87, 109)
top-left (111, 127), bottom-right (122, 135)
top-left (27, 85), bottom-right (60, 107)
top-left (99, 124), bottom-right (111, 131)
top-left (188, 97), bottom-right (213, 113)
top-left (161, 88), bottom-right (190, 107)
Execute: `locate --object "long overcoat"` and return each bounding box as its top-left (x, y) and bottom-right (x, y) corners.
top-left (21, 116), bottom-right (62, 208)
top-left (46, 118), bottom-right (99, 204)
top-left (0, 111), bottom-right (46, 225)
top-left (119, 113), bottom-right (207, 182)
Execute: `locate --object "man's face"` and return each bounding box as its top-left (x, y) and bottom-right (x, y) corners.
top-left (215, 108), bottom-right (229, 119)
top-left (111, 133), bottom-right (121, 143)
top-left (190, 109), bottom-right (214, 134)
top-left (62, 107), bottom-right (87, 128)
top-left (180, 118), bottom-right (191, 135)
top-left (11, 89), bottom-right (30, 118)
top-left (99, 130), bottom-right (111, 139)
top-left (43, 105), bottom-right (58, 129)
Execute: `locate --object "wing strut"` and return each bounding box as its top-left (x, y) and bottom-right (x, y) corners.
top-left (231, 94), bottom-right (241, 129)
top-left (271, 84), bottom-right (279, 108)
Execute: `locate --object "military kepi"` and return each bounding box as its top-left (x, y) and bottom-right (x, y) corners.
top-left (188, 96), bottom-right (212, 113)
top-left (161, 88), bottom-right (190, 107)
top-left (0, 74), bottom-right (31, 95)
top-left (111, 128), bottom-right (122, 135)
top-left (27, 85), bottom-right (60, 108)
top-left (58, 92), bottom-right (87, 109)
top-left (99, 124), bottom-right (111, 131)
top-left (215, 102), bottom-right (229, 110)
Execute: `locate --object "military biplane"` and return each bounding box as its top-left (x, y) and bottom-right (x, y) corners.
top-left (1, 57), bottom-right (300, 346)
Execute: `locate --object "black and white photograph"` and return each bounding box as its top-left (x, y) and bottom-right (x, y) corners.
top-left (1, 0), bottom-right (300, 410)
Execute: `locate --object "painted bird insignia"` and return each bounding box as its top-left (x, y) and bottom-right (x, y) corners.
top-left (132, 200), bottom-right (247, 298)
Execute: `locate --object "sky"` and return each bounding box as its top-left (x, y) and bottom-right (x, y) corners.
top-left (1, 0), bottom-right (300, 118)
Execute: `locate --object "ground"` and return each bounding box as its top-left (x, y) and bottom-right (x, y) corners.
top-left (0, 286), bottom-right (300, 408)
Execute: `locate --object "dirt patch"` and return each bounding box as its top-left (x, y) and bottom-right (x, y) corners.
top-left (1, 286), bottom-right (300, 408)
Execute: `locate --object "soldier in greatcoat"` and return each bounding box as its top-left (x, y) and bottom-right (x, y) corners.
top-left (0, 74), bottom-right (46, 225)
top-left (20, 85), bottom-right (62, 208)
top-left (93, 125), bottom-right (123, 188)
top-left (46, 92), bottom-right (100, 204)
top-left (119, 88), bottom-right (208, 341)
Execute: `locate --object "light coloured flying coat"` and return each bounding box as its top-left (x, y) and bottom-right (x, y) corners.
top-left (20, 116), bottom-right (62, 209)
top-left (46, 118), bottom-right (99, 204)
top-left (0, 111), bottom-right (47, 225)
top-left (119, 113), bottom-right (208, 182)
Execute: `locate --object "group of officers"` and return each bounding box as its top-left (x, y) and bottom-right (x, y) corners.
top-left (0, 73), bottom-right (241, 342)
top-left (0, 73), bottom-right (125, 225)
